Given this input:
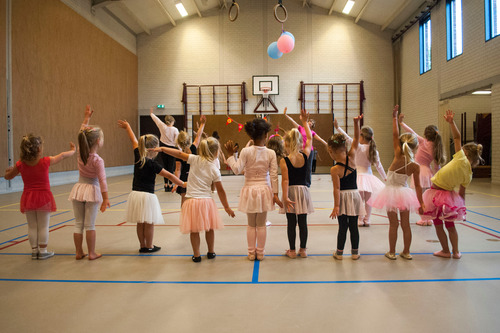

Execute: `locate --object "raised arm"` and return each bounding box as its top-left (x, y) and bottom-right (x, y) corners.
top-left (392, 105), bottom-right (401, 154)
top-left (81, 105), bottom-right (93, 131)
top-left (117, 120), bottom-right (138, 149)
top-left (225, 141), bottom-right (246, 175)
top-left (351, 115), bottom-right (362, 152)
top-left (334, 118), bottom-right (353, 143)
top-left (150, 107), bottom-right (165, 129)
top-left (398, 114), bottom-right (418, 136)
top-left (284, 107), bottom-right (299, 128)
top-left (300, 109), bottom-right (313, 157)
top-left (193, 115), bottom-right (206, 148)
top-left (444, 110), bottom-right (462, 153)
top-left (50, 142), bottom-right (76, 165)
top-left (151, 146), bottom-right (189, 161)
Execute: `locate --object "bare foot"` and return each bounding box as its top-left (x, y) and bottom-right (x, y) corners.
top-left (89, 253), bottom-right (102, 260)
top-left (452, 252), bottom-right (462, 259)
top-left (433, 250), bottom-right (451, 258)
top-left (75, 253), bottom-right (88, 260)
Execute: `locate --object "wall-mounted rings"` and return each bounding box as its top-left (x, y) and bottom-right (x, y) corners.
top-left (229, 0), bottom-right (239, 22)
top-left (273, 3), bottom-right (288, 23)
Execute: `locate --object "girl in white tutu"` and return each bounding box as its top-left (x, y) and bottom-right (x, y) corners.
top-left (280, 109), bottom-right (315, 259)
top-left (69, 105), bottom-right (109, 260)
top-left (153, 137), bottom-right (235, 262)
top-left (368, 105), bottom-right (424, 260)
top-left (328, 115), bottom-right (365, 260)
top-left (225, 118), bottom-right (283, 261)
top-left (422, 110), bottom-right (483, 259)
top-left (118, 119), bottom-right (185, 254)
top-left (334, 119), bottom-right (386, 227)
top-left (399, 114), bottom-right (445, 226)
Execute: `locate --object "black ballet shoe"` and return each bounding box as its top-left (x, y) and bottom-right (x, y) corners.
top-left (192, 256), bottom-right (202, 263)
top-left (139, 247), bottom-right (148, 253)
top-left (207, 252), bottom-right (216, 259)
top-left (146, 245), bottom-right (161, 253)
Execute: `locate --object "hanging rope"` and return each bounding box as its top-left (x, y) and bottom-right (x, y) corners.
top-left (229, 0), bottom-right (239, 22)
top-left (273, 0), bottom-right (287, 23)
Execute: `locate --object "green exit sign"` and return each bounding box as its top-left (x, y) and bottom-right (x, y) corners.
top-left (157, 104), bottom-right (165, 109)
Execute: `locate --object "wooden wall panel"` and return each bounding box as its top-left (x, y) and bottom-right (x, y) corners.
top-left (0, 0), bottom-right (7, 172)
top-left (11, 0), bottom-right (138, 172)
top-left (192, 114), bottom-right (334, 167)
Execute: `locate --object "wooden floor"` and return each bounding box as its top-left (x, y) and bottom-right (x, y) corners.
top-left (1, 174), bottom-right (499, 333)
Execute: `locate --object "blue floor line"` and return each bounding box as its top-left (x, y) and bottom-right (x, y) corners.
top-left (252, 260), bottom-right (260, 283)
top-left (467, 209), bottom-right (500, 221)
top-left (465, 220), bottom-right (500, 234)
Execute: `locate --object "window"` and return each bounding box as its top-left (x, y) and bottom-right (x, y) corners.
top-left (420, 15), bottom-right (432, 74)
top-left (446, 0), bottom-right (463, 60)
top-left (485, 0), bottom-right (500, 40)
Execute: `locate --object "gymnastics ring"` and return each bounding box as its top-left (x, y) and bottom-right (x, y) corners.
top-left (229, 1), bottom-right (239, 22)
top-left (273, 4), bottom-right (288, 23)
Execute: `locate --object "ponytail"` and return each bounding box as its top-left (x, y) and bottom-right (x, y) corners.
top-left (463, 142), bottom-right (484, 167)
top-left (78, 131), bottom-right (90, 165)
top-left (361, 127), bottom-right (378, 165)
top-left (137, 134), bottom-right (159, 168)
top-left (424, 125), bottom-right (445, 166)
top-left (78, 126), bottom-right (103, 165)
top-left (199, 137), bottom-right (219, 162)
top-left (284, 128), bottom-right (303, 154)
top-left (399, 132), bottom-right (418, 162)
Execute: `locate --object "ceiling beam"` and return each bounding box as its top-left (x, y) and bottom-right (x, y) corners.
top-left (91, 0), bottom-right (119, 11)
top-left (302, 0), bottom-right (311, 8)
top-left (191, 0), bottom-right (202, 18)
top-left (381, 0), bottom-right (412, 31)
top-left (219, 0), bottom-right (227, 9)
top-left (154, 0), bottom-right (176, 27)
top-left (355, 0), bottom-right (372, 24)
top-left (117, 1), bottom-right (151, 35)
top-left (328, 0), bottom-right (336, 16)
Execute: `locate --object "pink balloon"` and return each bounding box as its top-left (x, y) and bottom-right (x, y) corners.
top-left (277, 35), bottom-right (294, 53)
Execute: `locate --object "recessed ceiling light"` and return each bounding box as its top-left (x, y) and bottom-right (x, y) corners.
top-left (175, 1), bottom-right (188, 17)
top-left (472, 90), bottom-right (491, 95)
top-left (342, 0), bottom-right (355, 14)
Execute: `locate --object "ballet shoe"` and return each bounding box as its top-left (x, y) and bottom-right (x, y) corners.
top-left (385, 252), bottom-right (397, 260)
top-left (298, 248), bottom-right (307, 258)
top-left (285, 249), bottom-right (296, 259)
top-left (399, 252), bottom-right (413, 260)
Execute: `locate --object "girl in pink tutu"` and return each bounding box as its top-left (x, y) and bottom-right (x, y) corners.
top-left (118, 120), bottom-right (185, 254)
top-left (399, 114), bottom-right (445, 226)
top-left (69, 105), bottom-right (110, 260)
top-left (4, 135), bottom-right (76, 259)
top-left (225, 118), bottom-right (283, 261)
top-left (334, 119), bottom-right (386, 227)
top-left (328, 115), bottom-right (365, 260)
top-left (368, 105), bottom-right (424, 260)
top-left (280, 109), bottom-right (315, 259)
top-left (422, 110), bottom-right (483, 259)
top-left (153, 137), bottom-right (234, 262)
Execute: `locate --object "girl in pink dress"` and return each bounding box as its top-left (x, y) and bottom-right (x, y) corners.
top-left (399, 114), bottom-right (445, 226)
top-left (225, 118), bottom-right (283, 261)
top-left (4, 135), bottom-right (76, 259)
top-left (334, 119), bottom-right (387, 226)
top-left (69, 105), bottom-right (109, 260)
top-left (368, 106), bottom-right (424, 260)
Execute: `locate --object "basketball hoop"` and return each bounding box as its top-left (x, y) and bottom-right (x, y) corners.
top-left (262, 88), bottom-right (270, 99)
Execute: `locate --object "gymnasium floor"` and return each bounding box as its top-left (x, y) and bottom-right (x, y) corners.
top-left (0, 174), bottom-right (499, 333)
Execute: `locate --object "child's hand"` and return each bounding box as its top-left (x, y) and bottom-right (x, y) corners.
top-left (150, 107), bottom-right (154, 114)
top-left (299, 109), bottom-right (309, 124)
top-left (200, 115), bottom-right (206, 125)
top-left (329, 207), bottom-right (339, 219)
top-left (225, 206), bottom-right (235, 218)
top-left (273, 194), bottom-right (283, 209)
top-left (100, 199), bottom-right (110, 213)
top-left (354, 114), bottom-right (363, 123)
top-left (225, 140), bottom-right (235, 155)
top-left (85, 105), bottom-right (94, 119)
top-left (398, 113), bottom-right (405, 124)
top-left (392, 105), bottom-right (399, 118)
top-left (69, 142), bottom-right (76, 151)
top-left (283, 107), bottom-right (287, 115)
top-left (117, 120), bottom-right (129, 129)
top-left (333, 118), bottom-right (339, 129)
top-left (283, 197), bottom-right (295, 212)
top-left (443, 109), bottom-right (455, 123)
top-left (418, 203), bottom-right (426, 216)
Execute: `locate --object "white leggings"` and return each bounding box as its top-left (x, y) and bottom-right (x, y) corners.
top-left (72, 201), bottom-right (100, 234)
top-left (25, 210), bottom-right (50, 248)
top-left (247, 212), bottom-right (268, 227)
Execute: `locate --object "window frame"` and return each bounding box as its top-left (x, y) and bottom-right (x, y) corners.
top-left (446, 0), bottom-right (463, 60)
top-left (419, 14), bottom-right (432, 74)
top-left (485, 0), bottom-right (500, 41)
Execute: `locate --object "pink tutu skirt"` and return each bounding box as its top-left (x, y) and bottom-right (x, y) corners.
top-left (279, 185), bottom-right (314, 215)
top-left (338, 189), bottom-right (366, 216)
top-left (180, 198), bottom-right (224, 234)
top-left (357, 173), bottom-right (385, 194)
top-left (20, 190), bottom-right (56, 213)
top-left (238, 185), bottom-right (274, 213)
top-left (421, 188), bottom-right (466, 221)
top-left (68, 177), bottom-right (102, 203)
top-left (368, 185), bottom-right (421, 213)
top-left (126, 191), bottom-right (164, 225)
top-left (410, 164), bottom-right (433, 189)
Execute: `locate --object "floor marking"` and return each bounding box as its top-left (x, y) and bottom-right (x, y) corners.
top-left (467, 210), bottom-right (500, 221)
top-left (460, 223), bottom-right (500, 239)
top-left (467, 190), bottom-right (500, 198)
top-left (252, 260), bottom-right (260, 283)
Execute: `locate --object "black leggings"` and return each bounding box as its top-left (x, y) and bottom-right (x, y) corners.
top-left (337, 215), bottom-right (359, 251)
top-left (286, 213), bottom-right (308, 250)
top-left (160, 143), bottom-right (177, 186)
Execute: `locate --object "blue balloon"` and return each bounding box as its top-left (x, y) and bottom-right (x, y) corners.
top-left (281, 31), bottom-right (295, 43)
top-left (267, 41), bottom-right (283, 59)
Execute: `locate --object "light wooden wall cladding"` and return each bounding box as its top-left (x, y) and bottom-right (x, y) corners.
top-left (11, 0), bottom-right (138, 172)
top-left (0, 0), bottom-right (7, 172)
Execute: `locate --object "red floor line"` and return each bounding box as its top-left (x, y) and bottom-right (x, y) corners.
top-left (0, 225), bottom-right (67, 250)
top-left (459, 222), bottom-right (500, 239)
top-left (117, 221), bottom-right (127, 226)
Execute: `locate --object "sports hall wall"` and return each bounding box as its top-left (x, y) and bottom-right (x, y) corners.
top-left (398, 0), bottom-right (500, 184)
top-left (137, 0), bottom-right (395, 167)
top-left (0, 0), bottom-right (6, 174)
top-left (2, 0), bottom-right (138, 181)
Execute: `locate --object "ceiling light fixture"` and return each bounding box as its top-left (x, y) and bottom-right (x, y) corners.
top-left (175, 0), bottom-right (188, 17)
top-left (471, 90), bottom-right (491, 95)
top-left (342, 0), bottom-right (355, 14)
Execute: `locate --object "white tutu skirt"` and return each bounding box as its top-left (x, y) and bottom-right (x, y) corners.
top-left (368, 185), bottom-right (421, 213)
top-left (410, 164), bottom-right (433, 189)
top-left (238, 185), bottom-right (275, 213)
top-left (338, 189), bottom-right (366, 216)
top-left (125, 191), bottom-right (164, 225)
top-left (357, 173), bottom-right (385, 194)
top-left (69, 177), bottom-right (102, 203)
top-left (180, 198), bottom-right (224, 234)
top-left (280, 185), bottom-right (314, 215)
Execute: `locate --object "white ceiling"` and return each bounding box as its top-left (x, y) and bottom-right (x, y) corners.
top-left (92, 0), bottom-right (434, 38)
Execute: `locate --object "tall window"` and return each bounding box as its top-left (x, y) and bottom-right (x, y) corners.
top-left (420, 15), bottom-right (432, 74)
top-left (447, 0), bottom-right (463, 60)
top-left (485, 0), bottom-right (500, 40)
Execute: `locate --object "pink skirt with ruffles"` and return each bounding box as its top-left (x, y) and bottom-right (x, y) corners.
top-left (279, 185), bottom-right (314, 215)
top-left (238, 185), bottom-right (275, 213)
top-left (368, 185), bottom-right (421, 213)
top-left (357, 173), bottom-right (385, 194)
top-left (180, 198), bottom-right (224, 234)
top-left (20, 190), bottom-right (56, 213)
top-left (421, 188), bottom-right (466, 221)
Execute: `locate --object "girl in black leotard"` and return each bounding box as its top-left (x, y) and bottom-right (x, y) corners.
top-left (327, 115), bottom-right (365, 260)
